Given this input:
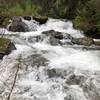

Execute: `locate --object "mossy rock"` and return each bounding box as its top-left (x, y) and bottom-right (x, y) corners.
top-left (32, 15), bottom-right (48, 24)
top-left (2, 17), bottom-right (11, 27)
top-left (0, 13), bottom-right (11, 28)
top-left (0, 38), bottom-right (16, 59)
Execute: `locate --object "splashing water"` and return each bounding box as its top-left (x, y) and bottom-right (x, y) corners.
top-left (0, 18), bottom-right (100, 100)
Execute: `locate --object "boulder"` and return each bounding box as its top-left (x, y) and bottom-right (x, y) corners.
top-left (47, 69), bottom-right (57, 78)
top-left (23, 16), bottom-right (32, 21)
top-left (71, 37), bottom-right (94, 46)
top-left (42, 30), bottom-right (94, 46)
top-left (42, 30), bottom-right (64, 39)
top-left (8, 17), bottom-right (29, 32)
top-left (0, 38), bottom-right (16, 59)
top-left (94, 39), bottom-right (100, 46)
top-left (32, 16), bottom-right (48, 24)
top-left (42, 30), bottom-right (73, 45)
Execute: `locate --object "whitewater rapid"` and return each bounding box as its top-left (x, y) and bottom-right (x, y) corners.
top-left (0, 19), bottom-right (100, 100)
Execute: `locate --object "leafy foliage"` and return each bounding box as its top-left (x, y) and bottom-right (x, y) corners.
top-left (73, 0), bottom-right (100, 36)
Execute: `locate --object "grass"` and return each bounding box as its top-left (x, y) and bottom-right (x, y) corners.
top-left (0, 0), bottom-right (42, 17)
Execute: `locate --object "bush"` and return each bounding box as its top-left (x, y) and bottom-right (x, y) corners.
top-left (73, 0), bottom-right (100, 37)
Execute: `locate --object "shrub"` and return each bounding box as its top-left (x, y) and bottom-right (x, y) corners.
top-left (73, 0), bottom-right (100, 37)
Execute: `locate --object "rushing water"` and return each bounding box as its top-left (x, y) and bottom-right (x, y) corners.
top-left (0, 19), bottom-right (100, 100)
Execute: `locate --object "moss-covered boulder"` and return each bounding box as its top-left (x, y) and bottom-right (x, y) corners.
top-left (0, 38), bottom-right (16, 59)
top-left (32, 16), bottom-right (48, 24)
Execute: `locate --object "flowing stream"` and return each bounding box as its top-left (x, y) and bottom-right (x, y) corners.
top-left (0, 19), bottom-right (100, 100)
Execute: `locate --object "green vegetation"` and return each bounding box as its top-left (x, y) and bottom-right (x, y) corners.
top-left (73, 0), bottom-right (100, 37)
top-left (48, 0), bottom-right (68, 18)
top-left (0, 0), bottom-right (42, 16)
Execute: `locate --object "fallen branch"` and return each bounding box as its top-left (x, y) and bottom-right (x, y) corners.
top-left (7, 56), bottom-right (22, 100)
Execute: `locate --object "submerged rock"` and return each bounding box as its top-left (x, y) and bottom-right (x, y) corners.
top-left (23, 54), bottom-right (48, 68)
top-left (0, 38), bottom-right (16, 59)
top-left (8, 17), bottom-right (29, 32)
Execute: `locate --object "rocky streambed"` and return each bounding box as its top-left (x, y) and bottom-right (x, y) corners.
top-left (0, 18), bottom-right (100, 100)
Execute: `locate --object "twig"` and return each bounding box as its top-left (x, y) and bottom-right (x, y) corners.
top-left (7, 56), bottom-right (22, 100)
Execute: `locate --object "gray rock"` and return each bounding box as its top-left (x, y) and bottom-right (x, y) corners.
top-left (42, 30), bottom-right (73, 45)
top-left (65, 73), bottom-right (86, 85)
top-left (47, 69), bottom-right (57, 78)
top-left (23, 54), bottom-right (48, 68)
top-left (23, 16), bottom-right (32, 21)
top-left (42, 30), bottom-right (64, 39)
top-left (81, 77), bottom-right (100, 100)
top-left (8, 17), bottom-right (29, 32)
top-left (71, 37), bottom-right (94, 46)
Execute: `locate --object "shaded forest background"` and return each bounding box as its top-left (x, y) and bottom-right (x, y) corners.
top-left (0, 0), bottom-right (100, 37)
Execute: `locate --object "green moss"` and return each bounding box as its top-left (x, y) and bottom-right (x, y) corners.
top-left (0, 38), bottom-right (11, 53)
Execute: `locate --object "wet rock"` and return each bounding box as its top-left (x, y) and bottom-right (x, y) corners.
top-left (47, 69), bottom-right (57, 78)
top-left (28, 35), bottom-right (42, 43)
top-left (92, 34), bottom-right (100, 39)
top-left (42, 30), bottom-right (72, 39)
top-left (0, 37), bottom-right (16, 59)
top-left (23, 16), bottom-right (31, 21)
top-left (32, 16), bottom-right (48, 24)
top-left (64, 85), bottom-right (87, 100)
top-left (49, 36), bottom-right (60, 45)
top-left (42, 30), bottom-right (63, 39)
top-left (32, 54), bottom-right (48, 67)
top-left (41, 31), bottom-right (94, 46)
top-left (65, 73), bottom-right (86, 85)
top-left (94, 39), bottom-right (100, 46)
top-left (0, 86), bottom-right (4, 94)
top-left (42, 30), bottom-right (73, 45)
top-left (23, 54), bottom-right (48, 67)
top-left (47, 67), bottom-right (74, 78)
top-left (81, 76), bottom-right (100, 100)
top-left (71, 37), bottom-right (94, 46)
top-left (8, 17), bottom-right (29, 32)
